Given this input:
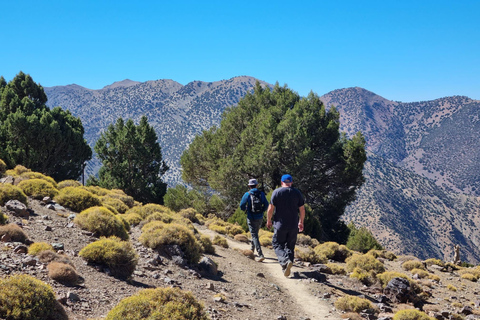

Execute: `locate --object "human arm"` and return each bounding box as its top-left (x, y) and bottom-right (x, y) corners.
top-left (298, 205), bottom-right (305, 232)
top-left (239, 192), bottom-right (249, 211)
top-left (266, 204), bottom-right (275, 229)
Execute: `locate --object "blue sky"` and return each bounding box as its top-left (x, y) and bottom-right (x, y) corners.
top-left (1, 1), bottom-right (479, 102)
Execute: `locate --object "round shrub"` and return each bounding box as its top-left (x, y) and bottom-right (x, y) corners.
top-left (140, 222), bottom-right (202, 264)
top-left (140, 203), bottom-right (173, 219)
top-left (0, 159), bottom-right (6, 176)
top-left (105, 287), bottom-right (209, 320)
top-left (334, 294), bottom-right (377, 313)
top-left (5, 165), bottom-right (30, 176)
top-left (327, 263), bottom-right (347, 275)
top-left (393, 309), bottom-right (434, 320)
top-left (19, 172), bottom-right (58, 188)
top-left (0, 212), bottom-right (7, 225)
top-left (55, 186), bottom-right (102, 212)
top-left (179, 208), bottom-right (198, 222)
top-left (0, 274), bottom-right (59, 320)
top-left (295, 247), bottom-right (327, 264)
top-left (17, 179), bottom-right (58, 200)
top-left (107, 189), bottom-right (135, 208)
top-left (57, 179), bottom-right (82, 189)
top-left (402, 260), bottom-right (425, 271)
top-left (212, 235), bottom-right (228, 248)
top-left (101, 196), bottom-right (129, 214)
top-left (314, 242), bottom-right (352, 262)
top-left (0, 183), bottom-right (28, 206)
top-left (367, 249), bottom-right (397, 261)
top-left (118, 213), bottom-right (143, 227)
top-left (37, 251), bottom-right (74, 267)
top-left (28, 242), bottom-right (54, 256)
top-left (47, 262), bottom-right (79, 285)
top-left (74, 206), bottom-right (129, 240)
top-left (345, 253), bottom-right (385, 273)
top-left (198, 234), bottom-right (215, 254)
top-left (84, 185), bottom-right (110, 196)
top-left (0, 224), bottom-right (28, 243)
top-left (79, 236), bottom-right (138, 279)
top-left (424, 258), bottom-right (445, 267)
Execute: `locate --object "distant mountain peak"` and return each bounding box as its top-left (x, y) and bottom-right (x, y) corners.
top-left (102, 79), bottom-right (141, 90)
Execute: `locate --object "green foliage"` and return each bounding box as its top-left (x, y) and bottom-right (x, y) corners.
top-left (0, 183), bottom-right (28, 206)
top-left (0, 274), bottom-right (60, 320)
top-left (0, 72), bottom-right (92, 181)
top-left (212, 235), bottom-right (228, 248)
top-left (28, 242), bottom-right (54, 256)
top-left (57, 179), bottom-right (81, 189)
top-left (314, 242), bottom-right (352, 262)
top-left (227, 207), bottom-right (249, 232)
top-left (164, 184), bottom-right (213, 213)
top-left (74, 206), bottom-right (129, 240)
top-left (345, 253), bottom-right (385, 274)
top-left (334, 294), bottom-right (377, 313)
top-left (0, 158), bottom-right (6, 176)
top-left (0, 212), bottom-right (6, 225)
top-left (105, 287), bottom-right (209, 320)
top-left (95, 116), bottom-right (168, 204)
top-left (0, 224), bottom-right (28, 242)
top-left (17, 179), bottom-right (58, 200)
top-left (346, 222), bottom-right (383, 253)
top-left (54, 186), bottom-right (102, 212)
top-left (393, 309), bottom-right (434, 320)
top-left (139, 222), bottom-right (202, 264)
top-left (198, 235), bottom-right (215, 254)
top-left (181, 83), bottom-right (366, 242)
top-left (79, 236), bottom-right (138, 280)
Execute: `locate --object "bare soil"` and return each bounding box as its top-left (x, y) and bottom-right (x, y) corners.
top-left (2, 198), bottom-right (480, 320)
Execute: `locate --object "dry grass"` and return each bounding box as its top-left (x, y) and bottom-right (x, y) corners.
top-left (47, 261), bottom-right (79, 285)
top-left (0, 224), bottom-right (28, 243)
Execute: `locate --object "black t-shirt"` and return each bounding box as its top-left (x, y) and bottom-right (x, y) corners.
top-left (270, 186), bottom-right (305, 230)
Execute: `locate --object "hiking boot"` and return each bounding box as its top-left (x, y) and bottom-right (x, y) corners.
top-left (283, 260), bottom-right (293, 277)
top-left (257, 255), bottom-right (265, 262)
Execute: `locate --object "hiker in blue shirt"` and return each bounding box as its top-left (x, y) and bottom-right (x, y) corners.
top-left (240, 178), bottom-right (269, 262)
top-left (267, 174), bottom-right (305, 277)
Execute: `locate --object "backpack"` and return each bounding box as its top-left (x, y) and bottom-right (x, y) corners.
top-left (249, 190), bottom-right (264, 214)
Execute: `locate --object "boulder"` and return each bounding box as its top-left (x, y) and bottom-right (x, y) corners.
top-left (383, 277), bottom-right (418, 304)
top-left (5, 200), bottom-right (28, 217)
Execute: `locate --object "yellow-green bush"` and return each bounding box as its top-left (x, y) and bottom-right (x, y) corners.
top-left (179, 208), bottom-right (198, 222)
top-left (424, 258), bottom-right (445, 267)
top-left (377, 271), bottom-right (414, 288)
top-left (209, 224), bottom-right (227, 234)
top-left (134, 203), bottom-right (172, 219)
top-left (105, 287), bottom-right (209, 320)
top-left (57, 179), bottom-right (82, 189)
top-left (295, 247), bottom-right (327, 264)
top-left (195, 213), bottom-right (206, 225)
top-left (367, 249), bottom-right (397, 261)
top-left (460, 273), bottom-right (477, 282)
top-left (106, 189), bottom-right (135, 208)
top-left (0, 159), bottom-right (6, 176)
top-left (327, 263), bottom-right (347, 275)
top-left (5, 165), bottom-right (30, 176)
top-left (314, 242), bottom-right (352, 262)
top-left (19, 172), bottom-right (58, 188)
top-left (74, 206), bottom-right (129, 240)
top-left (258, 229), bottom-right (273, 246)
top-left (47, 262), bottom-right (79, 285)
top-left (447, 284), bottom-right (457, 291)
top-left (334, 294), bottom-right (377, 313)
top-left (198, 235), bottom-right (215, 254)
top-left (28, 242), bottom-right (54, 256)
top-left (139, 222), bottom-right (202, 264)
top-left (141, 211), bottom-right (175, 224)
top-left (393, 309), bottom-right (434, 320)
top-left (0, 224), bottom-right (28, 243)
top-left (17, 179), bottom-right (58, 200)
top-left (84, 185), bottom-right (110, 196)
top-left (459, 266), bottom-right (480, 279)
top-left (411, 268), bottom-right (429, 279)
top-left (118, 213), bottom-right (143, 227)
top-left (0, 212), bottom-right (7, 225)
top-left (55, 186), bottom-right (102, 212)
top-left (345, 253), bottom-right (385, 273)
top-left (350, 267), bottom-right (376, 285)
top-left (79, 236), bottom-right (138, 279)
top-left (212, 235), bottom-right (228, 248)
top-left (0, 183), bottom-right (28, 206)
top-left (0, 274), bottom-right (60, 320)
top-left (101, 196), bottom-right (129, 214)
top-left (402, 260), bottom-right (425, 271)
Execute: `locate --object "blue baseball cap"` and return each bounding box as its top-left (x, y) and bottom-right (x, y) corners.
top-left (281, 174), bottom-right (293, 183)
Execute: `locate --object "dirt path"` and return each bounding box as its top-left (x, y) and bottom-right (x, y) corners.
top-left (198, 227), bottom-right (340, 320)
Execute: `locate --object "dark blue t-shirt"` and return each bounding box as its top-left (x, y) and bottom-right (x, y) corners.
top-left (270, 186), bottom-right (305, 230)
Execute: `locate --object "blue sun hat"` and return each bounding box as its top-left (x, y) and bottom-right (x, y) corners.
top-left (281, 174), bottom-right (292, 183)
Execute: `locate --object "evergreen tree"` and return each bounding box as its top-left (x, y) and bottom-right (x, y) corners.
top-left (181, 82), bottom-right (366, 242)
top-left (0, 72), bottom-right (92, 181)
top-left (94, 116), bottom-right (168, 204)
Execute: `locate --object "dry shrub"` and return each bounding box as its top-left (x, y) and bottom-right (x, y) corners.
top-left (105, 189), bottom-right (135, 208)
top-left (195, 213), bottom-right (206, 225)
top-left (178, 208), bottom-right (198, 222)
top-left (83, 186), bottom-right (110, 196)
top-left (18, 178), bottom-right (58, 200)
top-left (0, 223), bottom-right (28, 242)
top-left (139, 222), bottom-right (202, 264)
top-left (350, 267), bottom-right (376, 285)
top-left (118, 213), bottom-right (143, 227)
top-left (460, 273), bottom-right (477, 282)
top-left (47, 262), bottom-right (79, 285)
top-left (296, 233), bottom-right (319, 247)
top-left (411, 268), bottom-right (429, 279)
top-left (234, 234), bottom-right (249, 243)
top-left (28, 242), bottom-right (54, 256)
top-left (0, 183), bottom-right (28, 206)
top-left (424, 258), bottom-right (445, 267)
top-left (0, 274), bottom-right (63, 320)
top-left (209, 224), bottom-right (227, 234)
top-left (402, 260), bottom-right (425, 271)
top-left (238, 248), bottom-right (255, 259)
top-left (132, 203), bottom-right (172, 219)
top-left (345, 253), bottom-right (385, 273)
top-left (141, 211), bottom-right (175, 225)
top-left (447, 284), bottom-right (457, 291)
top-left (55, 186), bottom-right (102, 212)
top-left (212, 235), bottom-right (228, 248)
top-left (57, 179), bottom-right (81, 189)
top-left (19, 171), bottom-right (58, 188)
top-left (105, 287), bottom-right (209, 320)
top-left (295, 247), bottom-right (327, 264)
top-left (334, 294), bottom-right (377, 313)
top-left (428, 274), bottom-right (440, 282)
top-left (0, 212), bottom-right (7, 225)
top-left (0, 159), bottom-right (6, 176)
top-left (327, 263), bottom-right (347, 275)
top-left (101, 196), bottom-right (129, 214)
top-left (74, 206), bottom-right (128, 240)
top-left (198, 234), bottom-right (215, 254)
top-left (367, 249), bottom-right (397, 261)
top-left (37, 250), bottom-right (74, 267)
top-left (393, 309), bottom-right (434, 320)
top-left (79, 236), bottom-right (138, 280)
top-left (259, 229), bottom-right (273, 247)
top-left (5, 164), bottom-right (30, 176)
top-left (459, 266), bottom-right (480, 280)
top-left (341, 312), bottom-right (364, 320)
top-left (314, 242), bottom-right (352, 262)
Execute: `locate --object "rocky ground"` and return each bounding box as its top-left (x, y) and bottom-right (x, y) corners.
top-left (1, 198), bottom-right (480, 320)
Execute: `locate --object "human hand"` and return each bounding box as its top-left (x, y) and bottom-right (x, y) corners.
top-left (298, 221), bottom-right (304, 233)
top-left (266, 220), bottom-right (272, 229)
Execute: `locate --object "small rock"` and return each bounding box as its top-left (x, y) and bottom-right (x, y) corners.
top-left (67, 292), bottom-right (80, 302)
top-left (256, 272), bottom-right (265, 278)
top-left (460, 306), bottom-right (473, 316)
top-left (42, 197), bottom-right (52, 203)
top-left (6, 200), bottom-right (29, 217)
top-left (213, 295), bottom-right (225, 303)
top-left (46, 204), bottom-right (55, 210)
top-left (323, 293), bottom-right (331, 299)
top-left (52, 243), bottom-right (64, 251)
top-left (14, 245), bottom-right (28, 254)
top-left (44, 225), bottom-right (53, 231)
top-left (199, 257), bottom-right (217, 276)
top-left (41, 215), bottom-right (51, 220)
top-left (206, 282), bottom-right (215, 290)
top-left (22, 256), bottom-right (37, 266)
top-left (68, 214), bottom-right (76, 220)
top-left (277, 316), bottom-right (287, 320)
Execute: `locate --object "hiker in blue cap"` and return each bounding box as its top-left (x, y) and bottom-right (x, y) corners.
top-left (240, 178), bottom-right (269, 262)
top-left (267, 174), bottom-right (305, 277)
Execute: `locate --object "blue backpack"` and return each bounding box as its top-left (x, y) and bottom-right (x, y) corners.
top-left (249, 190), bottom-right (264, 214)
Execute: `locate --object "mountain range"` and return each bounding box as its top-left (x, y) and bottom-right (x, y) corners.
top-left (44, 77), bottom-right (480, 263)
